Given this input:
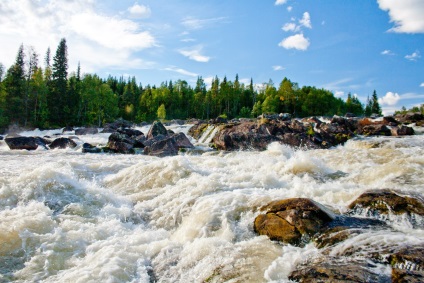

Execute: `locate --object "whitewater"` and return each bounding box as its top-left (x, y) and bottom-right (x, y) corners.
top-left (0, 124), bottom-right (423, 282)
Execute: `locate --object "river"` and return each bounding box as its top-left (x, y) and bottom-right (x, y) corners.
top-left (1, 124), bottom-right (423, 282)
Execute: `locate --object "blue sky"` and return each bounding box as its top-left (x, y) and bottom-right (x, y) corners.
top-left (0, 0), bottom-right (423, 114)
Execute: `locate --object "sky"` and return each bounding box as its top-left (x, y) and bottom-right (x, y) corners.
top-left (0, 0), bottom-right (423, 115)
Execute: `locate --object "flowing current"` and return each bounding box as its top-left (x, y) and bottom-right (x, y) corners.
top-left (0, 124), bottom-right (423, 282)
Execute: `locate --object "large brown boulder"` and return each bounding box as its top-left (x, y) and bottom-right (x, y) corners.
top-left (254, 198), bottom-right (335, 245)
top-left (391, 125), bottom-right (414, 136)
top-left (348, 190), bottom-right (424, 216)
top-left (147, 121), bottom-right (168, 140)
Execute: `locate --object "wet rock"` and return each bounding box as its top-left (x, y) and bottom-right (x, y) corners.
top-left (144, 136), bottom-right (179, 157)
top-left (101, 119), bottom-right (134, 133)
top-left (383, 116), bottom-right (399, 126)
top-left (391, 125), bottom-right (414, 136)
top-left (107, 132), bottom-right (138, 154)
top-left (5, 136), bottom-right (40, 150)
top-left (389, 246), bottom-right (424, 272)
top-left (117, 128), bottom-right (144, 138)
top-left (395, 112), bottom-right (424, 125)
top-left (357, 123), bottom-right (391, 136)
top-left (62, 126), bottom-right (74, 133)
top-left (49, 137), bottom-right (77, 149)
top-left (348, 190), bottom-right (424, 216)
top-left (187, 123), bottom-right (209, 140)
top-left (82, 143), bottom-right (101, 153)
top-left (172, 132), bottom-right (194, 149)
top-left (289, 258), bottom-right (390, 283)
top-left (147, 121), bottom-right (168, 139)
top-left (392, 269), bottom-right (424, 283)
top-left (254, 198), bottom-right (335, 245)
top-left (75, 127), bottom-right (98, 135)
top-left (0, 135), bottom-right (3, 141)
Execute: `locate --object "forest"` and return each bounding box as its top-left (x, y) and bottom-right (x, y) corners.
top-left (0, 39), bottom-right (383, 130)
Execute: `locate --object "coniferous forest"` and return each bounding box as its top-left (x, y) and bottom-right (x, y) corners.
top-left (0, 39), bottom-right (383, 131)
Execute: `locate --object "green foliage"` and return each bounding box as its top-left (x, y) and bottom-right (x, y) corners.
top-left (157, 103), bottom-right (166, 120)
top-left (0, 40), bottom-right (384, 129)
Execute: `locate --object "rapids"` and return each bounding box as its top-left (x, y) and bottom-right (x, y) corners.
top-left (0, 124), bottom-right (423, 282)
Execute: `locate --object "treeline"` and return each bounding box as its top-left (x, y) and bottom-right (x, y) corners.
top-left (0, 39), bottom-right (382, 130)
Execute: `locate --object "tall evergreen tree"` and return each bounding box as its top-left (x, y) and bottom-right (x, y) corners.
top-left (49, 38), bottom-right (68, 125)
top-left (371, 90), bottom-right (382, 116)
top-left (4, 44), bottom-right (26, 125)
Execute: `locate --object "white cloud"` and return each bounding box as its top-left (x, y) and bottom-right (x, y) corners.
top-left (287, 6), bottom-right (293, 12)
top-left (299, 12), bottom-right (312, 29)
top-left (381, 49), bottom-right (394, 55)
top-left (128, 3), bottom-right (151, 19)
top-left (282, 23), bottom-right (298, 32)
top-left (164, 66), bottom-right (198, 77)
top-left (377, 0), bottom-right (424, 33)
top-left (0, 0), bottom-right (156, 73)
top-left (179, 46), bottom-right (210, 63)
top-left (275, 0), bottom-right (288, 5)
top-left (420, 83), bottom-right (424, 87)
top-left (181, 17), bottom-right (228, 30)
top-left (181, 38), bottom-right (196, 43)
top-left (405, 51), bottom-right (421, 61)
top-left (379, 92), bottom-right (401, 106)
top-left (335, 91), bottom-right (345, 97)
top-left (273, 65), bottom-right (285, 71)
top-left (278, 34), bottom-right (310, 51)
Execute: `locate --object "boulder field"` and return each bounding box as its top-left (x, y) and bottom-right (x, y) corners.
top-left (254, 190), bottom-right (424, 282)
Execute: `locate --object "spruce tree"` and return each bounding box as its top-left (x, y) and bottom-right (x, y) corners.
top-left (4, 44), bottom-right (26, 125)
top-left (49, 38), bottom-right (68, 125)
top-left (371, 90), bottom-right (382, 116)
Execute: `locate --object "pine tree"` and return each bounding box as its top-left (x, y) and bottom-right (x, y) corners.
top-left (49, 38), bottom-right (68, 125)
top-left (371, 90), bottom-right (382, 116)
top-left (4, 44), bottom-right (26, 125)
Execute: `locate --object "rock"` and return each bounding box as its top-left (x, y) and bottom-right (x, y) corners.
top-left (358, 124), bottom-right (391, 136)
top-left (187, 123), bottom-right (209, 140)
top-left (254, 198), bottom-right (335, 245)
top-left (0, 136), bottom-right (4, 141)
top-left (172, 132), bottom-right (194, 149)
top-left (117, 128), bottom-right (143, 138)
top-left (395, 112), bottom-right (424, 124)
top-left (391, 125), bottom-right (414, 136)
top-left (146, 121), bottom-right (168, 139)
top-left (82, 143), bottom-right (101, 153)
top-left (389, 246), bottom-right (424, 272)
top-left (5, 136), bottom-right (40, 150)
top-left (49, 137), bottom-right (77, 149)
top-left (144, 136), bottom-right (179, 157)
top-left (383, 116), bottom-right (399, 126)
top-left (289, 258), bottom-right (389, 283)
top-left (75, 127), bottom-right (98, 135)
top-left (348, 190), bottom-right (424, 216)
top-left (62, 126), bottom-right (74, 133)
top-left (101, 119), bottom-right (134, 133)
top-left (392, 269), bottom-right (424, 283)
top-left (142, 134), bottom-right (167, 147)
top-left (107, 132), bottom-right (138, 154)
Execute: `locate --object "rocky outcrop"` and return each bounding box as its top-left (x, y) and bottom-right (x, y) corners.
top-left (395, 112), bottom-right (424, 125)
top-left (49, 137), bottom-right (77, 149)
top-left (348, 189), bottom-right (424, 217)
top-left (101, 119), bottom-right (133, 133)
top-left (4, 136), bottom-right (48, 150)
top-left (82, 143), bottom-right (101, 153)
top-left (391, 125), bottom-right (415, 136)
top-left (75, 127), bottom-right (99, 135)
top-left (107, 132), bottom-right (145, 154)
top-left (147, 121), bottom-right (168, 139)
top-left (254, 198), bottom-right (335, 245)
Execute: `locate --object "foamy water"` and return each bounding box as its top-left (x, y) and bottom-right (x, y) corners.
top-left (1, 125), bottom-right (423, 282)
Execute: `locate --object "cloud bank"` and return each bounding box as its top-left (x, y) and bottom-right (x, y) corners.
top-left (378, 0), bottom-right (424, 33)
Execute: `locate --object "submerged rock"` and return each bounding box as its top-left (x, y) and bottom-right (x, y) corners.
top-left (82, 143), bottom-right (101, 153)
top-left (254, 198), bottom-right (335, 245)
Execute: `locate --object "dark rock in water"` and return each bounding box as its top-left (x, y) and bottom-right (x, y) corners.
top-left (62, 126), bottom-right (74, 133)
top-left (383, 116), bottom-right (399, 126)
top-left (254, 198), bottom-right (335, 245)
top-left (144, 136), bottom-right (179, 157)
top-left (82, 143), bottom-right (101, 153)
top-left (172, 132), bottom-right (194, 149)
top-left (391, 125), bottom-right (414, 136)
top-left (101, 119), bottom-right (133, 133)
top-left (147, 121), bottom-right (168, 140)
top-left (395, 112), bottom-right (424, 125)
top-left (0, 135), bottom-right (4, 141)
top-left (117, 128), bottom-right (143, 138)
top-left (75, 127), bottom-right (98, 135)
top-left (5, 136), bottom-right (39, 150)
top-left (389, 246), bottom-right (424, 272)
top-left (348, 189), bottom-right (424, 216)
top-left (289, 258), bottom-right (390, 283)
top-left (142, 134), bottom-right (167, 147)
top-left (107, 132), bottom-right (137, 154)
top-left (49, 137), bottom-right (77, 149)
top-left (358, 123), bottom-right (391, 136)
top-left (392, 269), bottom-right (424, 283)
